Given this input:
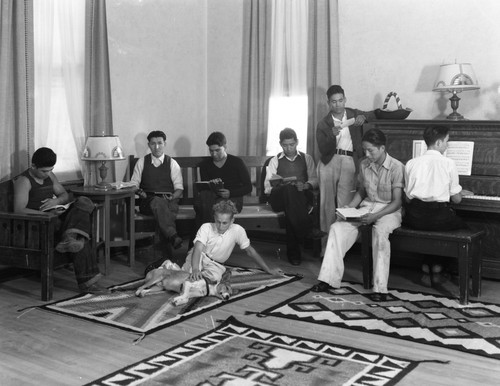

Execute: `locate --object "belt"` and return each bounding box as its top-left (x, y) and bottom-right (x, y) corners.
top-left (410, 199), bottom-right (449, 208)
top-left (335, 149), bottom-right (353, 156)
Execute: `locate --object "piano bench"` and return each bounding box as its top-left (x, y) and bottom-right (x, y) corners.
top-left (360, 226), bottom-right (485, 305)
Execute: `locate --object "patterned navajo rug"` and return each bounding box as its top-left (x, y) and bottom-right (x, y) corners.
top-left (258, 282), bottom-right (500, 360)
top-left (86, 316), bottom-right (423, 386)
top-left (40, 267), bottom-right (300, 337)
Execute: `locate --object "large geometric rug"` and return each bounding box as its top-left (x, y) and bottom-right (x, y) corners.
top-left (258, 282), bottom-right (500, 361)
top-left (40, 267), bottom-right (300, 338)
top-left (86, 316), bottom-right (424, 386)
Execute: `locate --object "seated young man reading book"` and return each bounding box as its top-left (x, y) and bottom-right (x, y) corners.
top-left (264, 128), bottom-right (325, 266)
top-left (312, 129), bottom-right (404, 301)
top-left (194, 132), bottom-right (252, 228)
top-left (13, 147), bottom-right (106, 294)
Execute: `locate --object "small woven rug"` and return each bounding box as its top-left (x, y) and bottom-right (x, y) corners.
top-left (257, 282), bottom-right (500, 360)
top-left (86, 316), bottom-right (425, 386)
top-left (39, 267), bottom-right (300, 337)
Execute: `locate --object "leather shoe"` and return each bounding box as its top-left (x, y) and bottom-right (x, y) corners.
top-left (307, 228), bottom-right (327, 240)
top-left (371, 293), bottom-right (388, 302)
top-left (288, 258), bottom-right (301, 266)
top-left (311, 281), bottom-right (332, 292)
top-left (170, 234), bottom-right (183, 249)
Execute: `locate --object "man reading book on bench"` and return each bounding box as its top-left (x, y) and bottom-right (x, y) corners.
top-left (194, 131), bottom-right (252, 229)
top-left (311, 129), bottom-right (404, 301)
top-left (130, 130), bottom-right (184, 250)
top-left (264, 128), bottom-right (326, 266)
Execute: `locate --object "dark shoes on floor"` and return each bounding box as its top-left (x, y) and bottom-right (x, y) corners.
top-left (371, 292), bottom-right (388, 302)
top-left (288, 257), bottom-right (301, 266)
top-left (311, 281), bottom-right (332, 292)
top-left (170, 234), bottom-right (183, 249)
top-left (56, 234), bottom-right (84, 253)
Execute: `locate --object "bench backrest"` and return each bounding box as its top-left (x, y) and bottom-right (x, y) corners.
top-left (127, 155), bottom-right (271, 206)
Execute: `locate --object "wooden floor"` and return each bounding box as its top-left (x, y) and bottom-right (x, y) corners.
top-left (1, 236), bottom-right (499, 386)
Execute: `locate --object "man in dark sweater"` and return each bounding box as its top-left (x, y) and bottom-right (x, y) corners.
top-left (131, 130), bottom-right (184, 250)
top-left (194, 131), bottom-right (252, 228)
top-left (264, 128), bottom-right (325, 266)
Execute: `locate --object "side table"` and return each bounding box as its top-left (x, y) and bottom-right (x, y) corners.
top-left (71, 186), bottom-right (137, 274)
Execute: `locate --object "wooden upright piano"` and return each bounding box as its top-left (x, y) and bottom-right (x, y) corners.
top-left (368, 120), bottom-right (500, 279)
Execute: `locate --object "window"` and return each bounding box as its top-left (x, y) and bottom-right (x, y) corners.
top-left (33, 0), bottom-right (86, 181)
top-left (265, 0), bottom-right (309, 156)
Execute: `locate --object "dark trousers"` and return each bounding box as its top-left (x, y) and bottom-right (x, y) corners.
top-left (57, 196), bottom-right (100, 285)
top-left (269, 184), bottom-right (313, 260)
top-left (403, 199), bottom-right (467, 231)
top-left (194, 190), bottom-right (243, 229)
top-left (139, 195), bottom-right (179, 243)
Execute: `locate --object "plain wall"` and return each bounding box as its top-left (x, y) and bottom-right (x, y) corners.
top-left (338, 0), bottom-right (500, 120)
top-left (107, 0), bottom-right (500, 180)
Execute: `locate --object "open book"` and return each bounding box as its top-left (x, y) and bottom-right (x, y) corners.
top-left (195, 178), bottom-right (224, 193)
top-left (412, 140), bottom-right (474, 176)
top-left (42, 201), bottom-right (73, 212)
top-left (269, 174), bottom-right (297, 187)
top-left (335, 207), bottom-right (370, 221)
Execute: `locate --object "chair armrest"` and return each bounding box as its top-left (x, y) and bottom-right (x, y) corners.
top-left (0, 211), bottom-right (58, 224)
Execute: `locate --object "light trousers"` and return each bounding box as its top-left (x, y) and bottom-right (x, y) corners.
top-left (318, 201), bottom-right (402, 293)
top-left (318, 155), bottom-right (356, 251)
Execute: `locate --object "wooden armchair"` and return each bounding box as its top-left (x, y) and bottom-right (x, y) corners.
top-left (0, 179), bottom-right (99, 301)
top-left (0, 179), bottom-right (65, 300)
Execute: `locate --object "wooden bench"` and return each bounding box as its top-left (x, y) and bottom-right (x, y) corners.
top-left (360, 225), bottom-right (485, 305)
top-left (0, 179), bottom-right (98, 301)
top-left (129, 155), bottom-right (286, 239)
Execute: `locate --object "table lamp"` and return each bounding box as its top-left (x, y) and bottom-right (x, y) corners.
top-left (433, 63), bottom-right (480, 120)
top-left (81, 135), bottom-right (125, 189)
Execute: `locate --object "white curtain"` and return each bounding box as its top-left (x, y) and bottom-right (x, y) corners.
top-left (34, 0), bottom-right (85, 181)
top-left (265, 0), bottom-right (309, 155)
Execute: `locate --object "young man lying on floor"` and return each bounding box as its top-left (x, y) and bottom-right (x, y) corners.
top-left (138, 200), bottom-right (283, 300)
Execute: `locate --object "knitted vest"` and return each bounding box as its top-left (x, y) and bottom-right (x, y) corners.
top-left (139, 154), bottom-right (174, 192)
top-left (276, 152), bottom-right (308, 183)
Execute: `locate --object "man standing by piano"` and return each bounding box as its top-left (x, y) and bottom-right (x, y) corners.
top-left (404, 125), bottom-right (473, 274)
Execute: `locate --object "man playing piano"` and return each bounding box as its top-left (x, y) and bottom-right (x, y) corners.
top-left (403, 125), bottom-right (473, 274)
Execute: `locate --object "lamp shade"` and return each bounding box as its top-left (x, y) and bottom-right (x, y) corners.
top-left (433, 63), bottom-right (480, 93)
top-left (81, 135), bottom-right (125, 161)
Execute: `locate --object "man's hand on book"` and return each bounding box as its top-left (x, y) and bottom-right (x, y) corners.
top-left (39, 197), bottom-right (60, 212)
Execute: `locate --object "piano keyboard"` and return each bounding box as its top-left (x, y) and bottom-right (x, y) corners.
top-left (463, 194), bottom-right (500, 201)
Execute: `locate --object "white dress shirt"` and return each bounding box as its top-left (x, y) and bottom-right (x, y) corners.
top-left (404, 149), bottom-right (462, 202)
top-left (130, 153), bottom-right (184, 191)
top-left (332, 111), bottom-right (353, 152)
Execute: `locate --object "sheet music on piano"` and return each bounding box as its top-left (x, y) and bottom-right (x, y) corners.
top-left (412, 140), bottom-right (474, 176)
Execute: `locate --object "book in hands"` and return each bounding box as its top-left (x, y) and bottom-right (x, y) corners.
top-left (42, 202), bottom-right (73, 212)
top-left (335, 207), bottom-right (370, 221)
top-left (269, 174), bottom-right (297, 187)
top-left (195, 178), bottom-right (224, 193)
